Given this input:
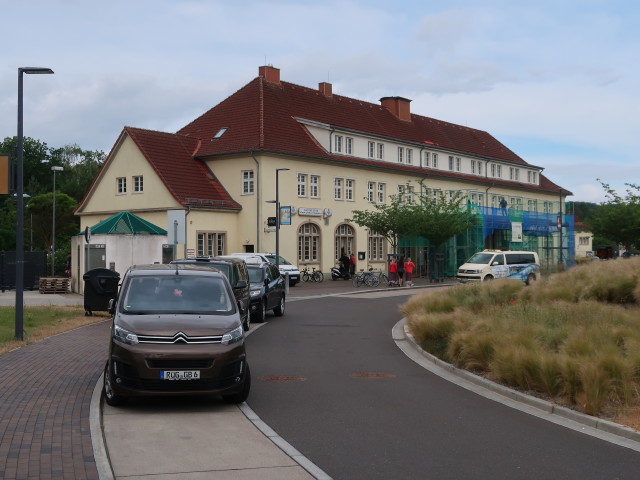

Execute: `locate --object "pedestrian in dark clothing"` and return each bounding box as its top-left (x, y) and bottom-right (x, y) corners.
top-left (397, 256), bottom-right (405, 287)
top-left (339, 250), bottom-right (350, 278)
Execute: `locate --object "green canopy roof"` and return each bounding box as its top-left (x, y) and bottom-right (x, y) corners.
top-left (86, 211), bottom-right (167, 235)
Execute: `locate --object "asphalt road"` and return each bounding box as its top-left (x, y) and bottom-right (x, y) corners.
top-left (246, 291), bottom-right (640, 480)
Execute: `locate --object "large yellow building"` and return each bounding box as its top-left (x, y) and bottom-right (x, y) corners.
top-left (75, 65), bottom-right (572, 278)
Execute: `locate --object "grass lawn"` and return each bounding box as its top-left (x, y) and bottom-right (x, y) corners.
top-left (0, 306), bottom-right (109, 356)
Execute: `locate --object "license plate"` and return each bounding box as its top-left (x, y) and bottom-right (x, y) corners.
top-left (160, 370), bottom-right (200, 380)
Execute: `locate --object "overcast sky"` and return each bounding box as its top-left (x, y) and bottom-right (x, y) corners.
top-left (2, 0), bottom-right (638, 203)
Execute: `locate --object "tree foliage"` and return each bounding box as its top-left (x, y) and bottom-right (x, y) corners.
top-left (0, 136), bottom-right (105, 258)
top-left (347, 180), bottom-right (477, 253)
top-left (591, 181), bottom-right (640, 252)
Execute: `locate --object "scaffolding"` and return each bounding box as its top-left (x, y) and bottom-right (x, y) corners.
top-left (398, 206), bottom-right (575, 280)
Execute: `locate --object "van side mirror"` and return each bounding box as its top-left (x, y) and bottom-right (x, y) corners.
top-left (108, 298), bottom-right (116, 315)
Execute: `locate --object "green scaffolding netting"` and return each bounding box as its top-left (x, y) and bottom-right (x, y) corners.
top-left (398, 206), bottom-right (575, 279)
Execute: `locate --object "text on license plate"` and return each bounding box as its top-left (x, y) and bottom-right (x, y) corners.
top-left (161, 370), bottom-right (200, 380)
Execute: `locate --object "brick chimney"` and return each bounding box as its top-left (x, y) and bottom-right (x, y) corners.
top-left (380, 96), bottom-right (412, 121)
top-left (259, 65), bottom-right (281, 85)
top-left (319, 82), bottom-right (332, 98)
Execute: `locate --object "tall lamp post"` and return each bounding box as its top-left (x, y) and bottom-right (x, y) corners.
top-left (15, 67), bottom-right (54, 341)
top-left (51, 166), bottom-right (64, 275)
top-left (267, 168), bottom-right (290, 270)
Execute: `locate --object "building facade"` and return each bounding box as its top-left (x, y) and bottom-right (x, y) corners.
top-left (75, 65), bottom-right (573, 277)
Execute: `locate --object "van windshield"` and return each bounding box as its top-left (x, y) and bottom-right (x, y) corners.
top-left (122, 275), bottom-right (234, 314)
top-left (466, 253), bottom-right (495, 265)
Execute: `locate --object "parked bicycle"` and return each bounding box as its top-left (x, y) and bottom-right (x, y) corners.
top-left (301, 265), bottom-right (324, 282)
top-left (352, 266), bottom-right (381, 287)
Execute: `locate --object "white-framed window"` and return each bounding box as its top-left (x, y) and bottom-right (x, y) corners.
top-left (368, 141), bottom-right (375, 158)
top-left (298, 223), bottom-right (320, 263)
top-left (133, 175), bottom-right (143, 193)
top-left (345, 137), bottom-right (353, 155)
top-left (510, 167), bottom-right (520, 181)
top-left (345, 179), bottom-right (354, 201)
top-left (397, 147), bottom-right (404, 163)
top-left (490, 163), bottom-right (496, 177)
top-left (377, 143), bottom-right (384, 160)
top-left (496, 165), bottom-right (502, 178)
top-left (297, 173), bottom-right (307, 197)
top-left (527, 171), bottom-right (538, 184)
top-left (117, 177), bottom-right (126, 194)
top-left (197, 232), bottom-right (226, 257)
top-left (579, 236), bottom-right (590, 246)
top-left (449, 156), bottom-right (454, 171)
top-left (397, 184), bottom-right (413, 203)
top-left (456, 157), bottom-right (461, 172)
top-left (242, 170), bottom-right (254, 195)
top-left (470, 192), bottom-right (485, 206)
top-left (377, 183), bottom-right (386, 203)
top-left (423, 151), bottom-right (430, 168)
top-left (368, 231), bottom-right (385, 262)
top-left (334, 177), bottom-right (343, 200)
top-left (335, 224), bottom-right (355, 261)
top-left (406, 149), bottom-right (413, 165)
top-left (471, 160), bottom-right (476, 174)
top-left (432, 153), bottom-right (438, 169)
top-left (334, 135), bottom-right (343, 153)
top-left (527, 199), bottom-right (538, 212)
top-left (478, 161), bottom-right (483, 176)
top-left (310, 175), bottom-right (319, 198)
top-left (367, 181), bottom-right (375, 203)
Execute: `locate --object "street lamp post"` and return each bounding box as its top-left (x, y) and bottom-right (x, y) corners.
top-left (267, 168), bottom-right (290, 271)
top-left (51, 166), bottom-right (64, 275)
top-left (15, 67), bottom-right (54, 341)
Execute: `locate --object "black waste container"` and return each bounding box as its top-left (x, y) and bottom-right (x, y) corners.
top-left (83, 268), bottom-right (120, 316)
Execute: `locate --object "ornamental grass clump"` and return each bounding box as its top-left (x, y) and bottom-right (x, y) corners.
top-left (403, 257), bottom-right (640, 422)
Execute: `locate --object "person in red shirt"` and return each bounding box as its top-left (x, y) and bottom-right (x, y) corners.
top-left (404, 257), bottom-right (416, 287)
top-left (349, 253), bottom-right (356, 276)
top-left (388, 258), bottom-right (398, 285)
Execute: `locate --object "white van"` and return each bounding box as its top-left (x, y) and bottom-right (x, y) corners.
top-left (228, 253), bottom-right (300, 286)
top-left (456, 250), bottom-right (540, 285)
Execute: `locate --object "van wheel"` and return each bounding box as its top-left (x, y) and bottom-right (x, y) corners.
top-left (526, 274), bottom-right (537, 286)
top-left (103, 362), bottom-right (128, 407)
top-left (484, 275), bottom-right (494, 281)
top-left (273, 295), bottom-right (285, 316)
top-left (222, 364), bottom-right (251, 404)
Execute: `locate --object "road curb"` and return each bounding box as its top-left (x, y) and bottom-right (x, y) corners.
top-left (394, 319), bottom-right (640, 452)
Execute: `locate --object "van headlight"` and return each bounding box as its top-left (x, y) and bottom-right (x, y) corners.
top-left (113, 325), bottom-right (139, 345)
top-left (221, 325), bottom-right (244, 345)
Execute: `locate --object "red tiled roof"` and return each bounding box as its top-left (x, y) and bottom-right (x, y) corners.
top-left (177, 74), bottom-right (570, 195)
top-left (125, 127), bottom-right (241, 210)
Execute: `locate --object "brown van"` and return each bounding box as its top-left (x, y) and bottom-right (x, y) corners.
top-left (102, 264), bottom-right (250, 406)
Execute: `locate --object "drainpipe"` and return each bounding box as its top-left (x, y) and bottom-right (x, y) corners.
top-left (184, 206), bottom-right (191, 258)
top-left (252, 152), bottom-right (261, 252)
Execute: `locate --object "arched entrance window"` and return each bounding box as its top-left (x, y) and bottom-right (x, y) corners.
top-left (298, 223), bottom-right (320, 263)
top-left (335, 224), bottom-right (355, 260)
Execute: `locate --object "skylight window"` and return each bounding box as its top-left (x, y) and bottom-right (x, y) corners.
top-left (212, 127), bottom-right (228, 140)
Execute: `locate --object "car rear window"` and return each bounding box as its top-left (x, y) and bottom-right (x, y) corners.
top-left (122, 275), bottom-right (234, 314)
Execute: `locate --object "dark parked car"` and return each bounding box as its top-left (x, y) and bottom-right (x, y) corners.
top-left (102, 264), bottom-right (250, 406)
top-left (247, 262), bottom-right (285, 323)
top-left (171, 256), bottom-right (251, 331)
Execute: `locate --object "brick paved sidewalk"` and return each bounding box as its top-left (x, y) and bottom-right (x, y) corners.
top-left (0, 320), bottom-right (110, 480)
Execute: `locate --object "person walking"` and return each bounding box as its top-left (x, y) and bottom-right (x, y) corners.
top-left (397, 256), bottom-right (405, 287)
top-left (388, 258), bottom-right (398, 286)
top-left (404, 257), bottom-right (415, 286)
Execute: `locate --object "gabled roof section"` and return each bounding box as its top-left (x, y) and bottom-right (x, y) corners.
top-left (125, 127), bottom-right (241, 210)
top-left (88, 211), bottom-right (167, 235)
top-left (178, 76), bottom-right (525, 165)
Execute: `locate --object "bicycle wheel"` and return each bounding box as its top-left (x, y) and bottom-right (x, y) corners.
top-left (365, 273), bottom-right (379, 287)
top-left (302, 271), bottom-right (310, 282)
top-left (379, 273), bottom-right (389, 286)
top-left (313, 271), bottom-right (324, 282)
top-left (352, 273), bottom-right (363, 287)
